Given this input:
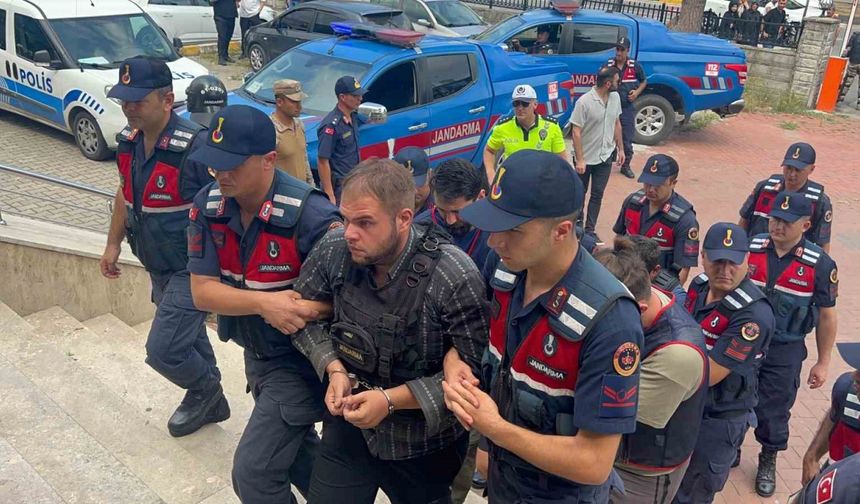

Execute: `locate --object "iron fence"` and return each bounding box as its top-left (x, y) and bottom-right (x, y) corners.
top-left (462, 0), bottom-right (681, 24)
top-left (701, 9), bottom-right (803, 49)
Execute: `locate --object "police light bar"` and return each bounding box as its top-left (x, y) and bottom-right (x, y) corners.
top-left (552, 0), bottom-right (581, 16)
top-left (330, 22), bottom-right (424, 47)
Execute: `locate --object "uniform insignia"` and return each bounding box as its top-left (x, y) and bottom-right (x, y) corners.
top-left (688, 227), bottom-right (699, 240)
top-left (780, 196), bottom-right (790, 210)
top-left (662, 202), bottom-right (671, 213)
top-left (748, 264), bottom-right (758, 276)
top-left (723, 229), bottom-right (733, 247)
top-left (324, 126), bottom-right (335, 135)
top-left (156, 175), bottom-right (166, 189)
top-left (539, 128), bottom-right (547, 141)
top-left (824, 210), bottom-right (833, 222)
top-left (741, 322), bottom-right (760, 341)
top-left (830, 269), bottom-right (838, 283)
top-left (157, 135), bottom-right (170, 149)
top-left (405, 160), bottom-right (413, 174)
top-left (816, 467), bottom-right (836, 504)
top-left (656, 227), bottom-right (664, 237)
top-left (543, 333), bottom-right (557, 357)
top-left (211, 117), bottom-right (225, 144)
top-left (613, 343), bottom-right (640, 377)
top-left (797, 266), bottom-right (805, 276)
top-left (724, 338), bottom-right (753, 362)
top-left (792, 147), bottom-right (801, 159)
top-left (796, 247), bottom-right (804, 257)
top-left (121, 64), bottom-right (131, 85)
top-left (211, 230), bottom-right (225, 248)
top-left (710, 315), bottom-right (720, 328)
top-left (516, 85), bottom-right (525, 94)
top-left (268, 240), bottom-right (280, 259)
top-left (187, 223), bottom-right (203, 257)
top-left (259, 201), bottom-right (273, 222)
top-left (600, 375), bottom-right (638, 418)
top-left (547, 287), bottom-right (567, 316)
top-left (216, 197), bottom-right (226, 217)
top-left (354, 80), bottom-right (361, 89)
top-left (650, 159), bottom-right (659, 173)
top-left (490, 167), bottom-right (506, 200)
top-left (169, 138), bottom-right (189, 149)
top-left (189, 207), bottom-right (199, 221)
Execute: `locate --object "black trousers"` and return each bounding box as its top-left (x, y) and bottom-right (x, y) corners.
top-left (307, 414), bottom-right (467, 504)
top-left (214, 16), bottom-right (235, 61)
top-left (239, 14), bottom-right (262, 56)
top-left (577, 158), bottom-right (613, 233)
top-left (754, 340), bottom-right (808, 451)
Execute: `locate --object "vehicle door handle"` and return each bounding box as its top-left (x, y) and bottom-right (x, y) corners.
top-left (468, 106), bottom-right (485, 114)
top-left (163, 13), bottom-right (173, 18)
top-left (407, 123), bottom-right (428, 131)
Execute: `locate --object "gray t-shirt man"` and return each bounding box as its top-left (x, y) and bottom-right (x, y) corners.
top-left (568, 87), bottom-right (622, 166)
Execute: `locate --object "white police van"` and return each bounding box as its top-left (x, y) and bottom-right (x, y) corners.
top-left (0, 0), bottom-right (208, 160)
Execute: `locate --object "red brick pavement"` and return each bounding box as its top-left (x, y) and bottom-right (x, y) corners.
top-left (592, 111), bottom-right (859, 503)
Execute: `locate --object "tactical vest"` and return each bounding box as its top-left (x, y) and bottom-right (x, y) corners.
top-left (748, 235), bottom-right (821, 343)
top-left (653, 269), bottom-right (681, 293)
top-left (619, 296), bottom-right (708, 471)
top-left (330, 225), bottom-right (450, 389)
top-left (829, 373), bottom-right (860, 461)
top-left (685, 274), bottom-right (768, 414)
top-left (608, 57), bottom-right (640, 106)
top-left (749, 175), bottom-right (824, 236)
top-left (623, 190), bottom-right (694, 272)
top-left (484, 250), bottom-right (633, 474)
top-left (116, 118), bottom-right (203, 274)
top-left (202, 172), bottom-right (314, 359)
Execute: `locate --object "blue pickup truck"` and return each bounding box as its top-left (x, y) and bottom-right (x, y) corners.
top-left (473, 4), bottom-right (747, 144)
top-left (220, 24), bottom-right (573, 171)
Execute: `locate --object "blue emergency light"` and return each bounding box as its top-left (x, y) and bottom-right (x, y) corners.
top-left (552, 0), bottom-right (581, 16)
top-left (330, 22), bottom-right (425, 47)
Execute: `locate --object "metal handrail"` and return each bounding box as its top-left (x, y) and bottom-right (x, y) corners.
top-left (0, 163), bottom-right (115, 226)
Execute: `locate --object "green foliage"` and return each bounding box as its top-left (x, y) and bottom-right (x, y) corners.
top-left (743, 77), bottom-right (808, 114)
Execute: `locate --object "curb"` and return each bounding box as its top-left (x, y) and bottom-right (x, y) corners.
top-left (179, 40), bottom-right (241, 57)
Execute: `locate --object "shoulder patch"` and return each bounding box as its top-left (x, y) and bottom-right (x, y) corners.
top-left (688, 227), bottom-right (699, 240)
top-left (741, 322), bottom-right (760, 341)
top-left (490, 265), bottom-right (518, 292)
top-left (824, 209), bottom-right (833, 223)
top-left (541, 114), bottom-right (558, 124)
top-left (496, 114), bottom-right (515, 125)
top-left (816, 467), bottom-right (836, 504)
top-left (830, 269), bottom-right (838, 283)
top-left (613, 342), bottom-right (640, 377)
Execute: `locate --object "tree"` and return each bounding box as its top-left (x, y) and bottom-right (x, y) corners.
top-left (672, 0), bottom-right (707, 33)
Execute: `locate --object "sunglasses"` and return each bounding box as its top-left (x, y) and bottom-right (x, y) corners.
top-left (512, 100), bottom-right (532, 108)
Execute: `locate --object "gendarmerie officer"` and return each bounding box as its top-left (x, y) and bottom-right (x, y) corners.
top-left (445, 150), bottom-right (644, 502)
top-left (739, 142), bottom-right (833, 253)
top-left (317, 75), bottom-right (365, 205)
top-left (613, 154), bottom-right (700, 287)
top-left (607, 36), bottom-right (647, 179)
top-left (792, 452), bottom-right (860, 504)
top-left (100, 57), bottom-right (227, 437)
top-left (746, 191), bottom-right (839, 497)
top-left (292, 158), bottom-right (488, 503)
top-left (802, 343), bottom-right (860, 485)
top-left (186, 105), bottom-right (341, 504)
top-left (594, 238), bottom-right (708, 504)
top-left (393, 146), bottom-right (433, 215)
top-left (673, 223), bottom-right (775, 504)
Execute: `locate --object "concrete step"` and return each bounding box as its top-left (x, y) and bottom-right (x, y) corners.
top-left (0, 437), bottom-right (68, 504)
top-left (1, 304), bottom-right (226, 504)
top-left (27, 308), bottom-right (243, 485)
top-left (0, 303), bottom-right (163, 504)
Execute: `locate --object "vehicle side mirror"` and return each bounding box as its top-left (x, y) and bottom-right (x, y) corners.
top-left (358, 102), bottom-right (387, 124)
top-left (416, 18), bottom-right (433, 28)
top-left (33, 50), bottom-right (52, 67)
top-left (173, 37), bottom-right (184, 51)
top-left (243, 71), bottom-right (256, 83)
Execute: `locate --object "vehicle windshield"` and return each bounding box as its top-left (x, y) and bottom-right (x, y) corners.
top-left (50, 14), bottom-right (176, 67)
top-left (241, 49), bottom-right (370, 116)
top-left (426, 1), bottom-right (484, 27)
top-left (471, 14), bottom-right (523, 40)
top-left (363, 12), bottom-right (413, 30)
top-left (785, 0), bottom-right (805, 9)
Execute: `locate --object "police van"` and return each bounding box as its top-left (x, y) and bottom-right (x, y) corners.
top-left (0, 0), bottom-right (208, 160)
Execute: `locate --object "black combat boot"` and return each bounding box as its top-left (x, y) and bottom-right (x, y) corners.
top-left (167, 382), bottom-right (230, 437)
top-left (620, 165), bottom-right (635, 179)
top-left (755, 448), bottom-right (778, 497)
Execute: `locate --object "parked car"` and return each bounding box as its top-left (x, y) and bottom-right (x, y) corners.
top-left (0, 0), bottom-right (207, 160)
top-left (474, 4), bottom-right (747, 144)
top-left (132, 0), bottom-right (276, 44)
top-left (704, 0), bottom-right (824, 24)
top-left (368, 0), bottom-right (488, 36)
top-left (243, 0), bottom-right (411, 71)
top-left (207, 23), bottom-right (573, 174)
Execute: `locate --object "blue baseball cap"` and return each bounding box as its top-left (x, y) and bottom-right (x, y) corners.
top-left (107, 57), bottom-right (173, 102)
top-left (394, 147), bottom-right (430, 186)
top-left (703, 222), bottom-right (749, 264)
top-left (837, 342), bottom-right (860, 369)
top-left (335, 75), bottom-right (367, 96)
top-left (638, 154), bottom-right (679, 185)
top-left (188, 105), bottom-right (276, 171)
top-left (782, 142), bottom-right (816, 170)
top-left (459, 150), bottom-right (583, 232)
top-left (768, 190), bottom-right (813, 222)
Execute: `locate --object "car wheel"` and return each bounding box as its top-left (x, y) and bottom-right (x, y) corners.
top-left (633, 94), bottom-right (675, 145)
top-left (249, 44), bottom-right (267, 71)
top-left (73, 110), bottom-right (111, 161)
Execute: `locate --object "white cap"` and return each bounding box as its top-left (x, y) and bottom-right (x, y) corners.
top-left (511, 84), bottom-right (537, 101)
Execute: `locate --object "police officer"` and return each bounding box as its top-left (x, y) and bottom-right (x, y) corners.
top-left (594, 238), bottom-right (707, 504)
top-left (100, 57), bottom-right (227, 438)
top-left (186, 105), bottom-right (341, 504)
top-left (445, 150), bottom-right (644, 502)
top-left (801, 343), bottom-right (860, 485)
top-left (291, 158), bottom-right (488, 503)
top-left (792, 453), bottom-right (860, 504)
top-left (482, 84), bottom-right (567, 181)
top-left (186, 74), bottom-right (227, 128)
top-left (317, 75), bottom-right (365, 205)
top-left (746, 190), bottom-right (839, 497)
top-left (739, 142), bottom-right (833, 253)
top-left (673, 223), bottom-right (775, 504)
top-left (613, 154), bottom-right (700, 287)
top-left (607, 36), bottom-right (647, 179)
top-left (393, 146), bottom-right (433, 215)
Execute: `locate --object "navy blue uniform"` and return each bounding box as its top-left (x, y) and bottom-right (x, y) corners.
top-left (608, 57), bottom-right (646, 170)
top-left (316, 107), bottom-right (361, 202)
top-left (739, 176), bottom-right (833, 248)
top-left (415, 207), bottom-right (491, 270)
top-left (747, 235), bottom-right (838, 453)
top-left (187, 172), bottom-right (340, 504)
top-left (673, 275), bottom-right (775, 504)
top-left (798, 453), bottom-right (860, 504)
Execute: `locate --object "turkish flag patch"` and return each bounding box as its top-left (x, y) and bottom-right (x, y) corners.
top-left (816, 467), bottom-right (836, 503)
top-left (324, 127), bottom-right (335, 135)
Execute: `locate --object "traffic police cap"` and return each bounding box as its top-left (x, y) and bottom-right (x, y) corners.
top-left (511, 84), bottom-right (537, 101)
top-left (638, 154), bottom-right (679, 185)
top-left (459, 150), bottom-right (583, 232)
top-left (837, 342), bottom-right (860, 370)
top-left (107, 57), bottom-right (172, 102)
top-left (782, 142), bottom-right (815, 170)
top-left (335, 75), bottom-right (367, 96)
top-left (188, 105), bottom-right (276, 171)
top-left (768, 190), bottom-right (812, 222)
top-left (394, 146), bottom-right (430, 186)
top-left (615, 36), bottom-right (631, 49)
top-left (703, 222), bottom-right (749, 265)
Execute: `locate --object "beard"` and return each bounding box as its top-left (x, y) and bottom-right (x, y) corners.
top-left (349, 223), bottom-right (401, 267)
top-left (447, 222), bottom-right (472, 238)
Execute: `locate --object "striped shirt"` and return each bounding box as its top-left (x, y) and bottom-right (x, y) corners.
top-left (293, 225), bottom-right (489, 460)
